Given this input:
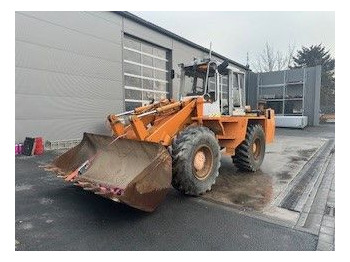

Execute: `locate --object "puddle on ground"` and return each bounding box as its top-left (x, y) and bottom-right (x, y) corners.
top-left (289, 156), bottom-right (309, 162)
top-left (202, 145), bottom-right (320, 211)
top-left (202, 138), bottom-right (323, 212)
top-left (15, 184), bottom-right (33, 192)
top-left (298, 148), bottom-right (318, 159)
top-left (203, 160), bottom-right (273, 211)
top-left (276, 171), bottom-right (292, 181)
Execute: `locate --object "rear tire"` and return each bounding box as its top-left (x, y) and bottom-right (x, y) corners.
top-left (171, 126), bottom-right (221, 196)
top-left (232, 124), bottom-right (265, 172)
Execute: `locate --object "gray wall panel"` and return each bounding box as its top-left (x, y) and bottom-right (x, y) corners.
top-left (88, 11), bottom-right (124, 27)
top-left (172, 40), bottom-right (206, 56)
top-left (16, 67), bottom-right (122, 100)
top-left (16, 40), bottom-right (122, 82)
top-left (16, 94), bottom-right (123, 120)
top-left (260, 71), bottom-right (285, 85)
top-left (16, 12), bottom-right (122, 62)
top-left (286, 68), bottom-right (303, 82)
top-left (17, 11), bottom-right (122, 44)
top-left (124, 18), bottom-right (172, 49)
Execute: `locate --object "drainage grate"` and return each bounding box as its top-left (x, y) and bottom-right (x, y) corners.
top-left (280, 139), bottom-right (334, 211)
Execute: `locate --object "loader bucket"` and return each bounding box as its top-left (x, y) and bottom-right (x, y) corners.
top-left (45, 133), bottom-right (172, 212)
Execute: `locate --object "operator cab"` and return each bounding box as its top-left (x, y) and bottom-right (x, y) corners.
top-left (179, 58), bottom-right (246, 116)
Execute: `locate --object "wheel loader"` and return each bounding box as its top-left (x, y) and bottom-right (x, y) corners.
top-left (45, 58), bottom-right (275, 212)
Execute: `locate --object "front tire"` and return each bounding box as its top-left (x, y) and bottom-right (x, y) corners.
top-left (232, 124), bottom-right (266, 172)
top-left (171, 126), bottom-right (221, 195)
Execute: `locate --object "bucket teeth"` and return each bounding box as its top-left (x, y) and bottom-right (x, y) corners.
top-left (75, 181), bottom-right (99, 192)
top-left (95, 191), bottom-right (113, 197)
top-left (76, 181), bottom-right (90, 186)
top-left (84, 186), bottom-right (99, 192)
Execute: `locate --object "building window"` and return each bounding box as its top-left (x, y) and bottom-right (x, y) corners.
top-left (123, 35), bottom-right (170, 111)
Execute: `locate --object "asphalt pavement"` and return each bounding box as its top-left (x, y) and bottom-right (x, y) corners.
top-left (15, 149), bottom-right (317, 251)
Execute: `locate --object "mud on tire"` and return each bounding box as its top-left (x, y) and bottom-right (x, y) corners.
top-left (232, 124), bottom-right (266, 172)
top-left (171, 126), bottom-right (221, 196)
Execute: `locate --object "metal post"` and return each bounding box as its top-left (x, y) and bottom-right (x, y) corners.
top-left (282, 70), bottom-right (286, 115)
top-left (257, 73), bottom-right (260, 108)
top-left (228, 70), bottom-right (233, 115)
top-left (238, 73), bottom-right (243, 108)
top-left (302, 68), bottom-right (306, 117)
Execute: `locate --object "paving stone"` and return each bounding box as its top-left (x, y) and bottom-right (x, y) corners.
top-left (313, 203), bottom-right (328, 214)
top-left (320, 225), bottom-right (335, 236)
top-left (329, 197), bottom-right (335, 203)
top-left (321, 221), bottom-right (334, 229)
top-left (317, 240), bottom-right (334, 251)
top-left (304, 213), bottom-right (323, 230)
top-left (322, 215), bottom-right (335, 227)
top-left (319, 232), bottom-right (334, 244)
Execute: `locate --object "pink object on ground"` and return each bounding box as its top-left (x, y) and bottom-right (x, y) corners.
top-left (19, 143), bottom-right (23, 154)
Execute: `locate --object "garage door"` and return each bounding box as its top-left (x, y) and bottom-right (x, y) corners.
top-left (123, 35), bottom-right (170, 111)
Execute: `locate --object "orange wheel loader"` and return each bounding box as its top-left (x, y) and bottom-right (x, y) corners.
top-left (45, 59), bottom-right (275, 212)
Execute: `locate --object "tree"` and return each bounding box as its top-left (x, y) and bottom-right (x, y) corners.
top-left (291, 44), bottom-right (335, 114)
top-left (253, 42), bottom-right (295, 72)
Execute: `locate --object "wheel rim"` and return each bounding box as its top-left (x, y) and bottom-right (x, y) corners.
top-left (252, 138), bottom-right (261, 160)
top-left (193, 145), bottom-right (213, 180)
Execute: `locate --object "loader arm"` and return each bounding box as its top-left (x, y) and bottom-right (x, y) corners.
top-left (108, 98), bottom-right (202, 146)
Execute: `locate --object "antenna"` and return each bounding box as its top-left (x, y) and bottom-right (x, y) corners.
top-left (209, 42), bottom-right (212, 59)
top-left (246, 52), bottom-right (250, 68)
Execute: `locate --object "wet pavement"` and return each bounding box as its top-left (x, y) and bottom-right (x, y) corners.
top-left (204, 166), bottom-right (273, 211)
top-left (203, 135), bottom-right (325, 216)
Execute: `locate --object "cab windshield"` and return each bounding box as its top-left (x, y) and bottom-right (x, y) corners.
top-left (181, 63), bottom-right (216, 97)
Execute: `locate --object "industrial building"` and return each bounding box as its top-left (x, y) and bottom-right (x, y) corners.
top-left (15, 11), bottom-right (249, 144)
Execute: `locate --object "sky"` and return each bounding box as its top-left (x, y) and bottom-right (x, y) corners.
top-left (131, 11), bottom-right (335, 68)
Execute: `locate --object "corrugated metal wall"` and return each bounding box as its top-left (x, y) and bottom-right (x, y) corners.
top-left (15, 11), bottom-right (247, 143)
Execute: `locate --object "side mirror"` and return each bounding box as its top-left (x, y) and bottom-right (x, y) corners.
top-left (217, 60), bottom-right (229, 74)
